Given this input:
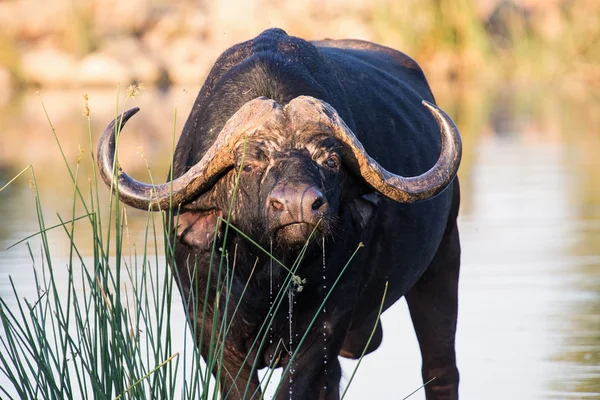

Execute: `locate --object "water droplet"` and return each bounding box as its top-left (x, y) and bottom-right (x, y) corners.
top-left (269, 238), bottom-right (274, 365)
top-left (322, 236), bottom-right (329, 381)
top-left (288, 286), bottom-right (295, 398)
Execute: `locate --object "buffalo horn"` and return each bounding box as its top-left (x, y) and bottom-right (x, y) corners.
top-left (97, 97), bottom-right (277, 210)
top-left (288, 96), bottom-right (462, 203)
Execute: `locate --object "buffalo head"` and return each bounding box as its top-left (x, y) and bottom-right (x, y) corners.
top-left (97, 96), bottom-right (461, 248)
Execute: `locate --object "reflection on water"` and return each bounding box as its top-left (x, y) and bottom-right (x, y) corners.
top-left (0, 84), bottom-right (599, 399)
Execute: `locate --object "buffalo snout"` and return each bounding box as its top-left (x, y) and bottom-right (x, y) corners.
top-left (267, 183), bottom-right (329, 241)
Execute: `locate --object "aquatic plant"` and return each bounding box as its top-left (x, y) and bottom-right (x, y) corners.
top-left (0, 89), bottom-right (389, 400)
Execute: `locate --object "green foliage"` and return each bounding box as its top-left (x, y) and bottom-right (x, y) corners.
top-left (368, 0), bottom-right (600, 84)
top-left (0, 36), bottom-right (23, 84)
top-left (0, 91), bottom-right (385, 399)
top-left (0, 91), bottom-right (187, 399)
top-left (64, 3), bottom-right (99, 56)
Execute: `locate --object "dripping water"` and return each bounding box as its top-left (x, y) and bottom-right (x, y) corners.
top-left (288, 285), bottom-right (294, 399)
top-left (322, 236), bottom-right (328, 391)
top-left (269, 238), bottom-right (273, 364)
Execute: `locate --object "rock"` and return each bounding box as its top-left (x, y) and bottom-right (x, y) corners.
top-left (77, 52), bottom-right (131, 86)
top-left (93, 0), bottom-right (151, 36)
top-left (21, 47), bottom-right (77, 86)
top-left (102, 38), bottom-right (163, 83)
top-left (0, 0), bottom-right (70, 41)
top-left (142, 6), bottom-right (207, 48)
top-left (143, 12), bottom-right (183, 51)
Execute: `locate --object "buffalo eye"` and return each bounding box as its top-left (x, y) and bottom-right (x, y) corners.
top-left (323, 155), bottom-right (340, 170)
top-left (243, 165), bottom-right (253, 173)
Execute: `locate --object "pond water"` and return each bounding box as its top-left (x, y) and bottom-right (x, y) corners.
top-left (0, 83), bottom-right (598, 399)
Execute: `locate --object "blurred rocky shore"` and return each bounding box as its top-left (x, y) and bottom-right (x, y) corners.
top-left (1, 0), bottom-right (594, 101)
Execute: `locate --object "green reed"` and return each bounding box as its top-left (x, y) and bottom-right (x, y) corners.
top-left (0, 90), bottom-right (393, 399)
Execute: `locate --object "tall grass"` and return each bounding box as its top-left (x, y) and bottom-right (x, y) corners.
top-left (0, 90), bottom-right (388, 399)
top-left (0, 88), bottom-right (189, 399)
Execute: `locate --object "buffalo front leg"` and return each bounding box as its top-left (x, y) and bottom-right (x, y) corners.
top-left (405, 215), bottom-right (461, 400)
top-left (276, 343), bottom-right (343, 400)
top-left (190, 314), bottom-right (261, 400)
top-left (274, 314), bottom-right (351, 400)
top-left (215, 354), bottom-right (261, 400)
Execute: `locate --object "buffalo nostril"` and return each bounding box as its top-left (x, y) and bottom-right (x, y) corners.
top-left (270, 198), bottom-right (285, 212)
top-left (311, 196), bottom-right (325, 211)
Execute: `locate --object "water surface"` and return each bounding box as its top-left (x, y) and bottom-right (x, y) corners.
top-left (0, 84), bottom-right (598, 399)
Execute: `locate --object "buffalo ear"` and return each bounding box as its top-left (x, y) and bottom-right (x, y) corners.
top-left (176, 210), bottom-right (224, 250)
top-left (348, 192), bottom-right (382, 230)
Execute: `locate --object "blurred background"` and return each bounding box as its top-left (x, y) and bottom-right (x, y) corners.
top-left (0, 0), bottom-right (599, 399)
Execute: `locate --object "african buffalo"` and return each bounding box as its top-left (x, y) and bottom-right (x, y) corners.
top-left (98, 28), bottom-right (462, 400)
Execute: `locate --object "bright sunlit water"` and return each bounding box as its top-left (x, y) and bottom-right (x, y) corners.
top-left (0, 84), bottom-right (598, 399)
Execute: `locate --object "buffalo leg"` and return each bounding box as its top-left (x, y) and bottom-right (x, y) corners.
top-left (190, 313), bottom-right (261, 400)
top-left (215, 354), bottom-right (261, 400)
top-left (318, 357), bottom-right (342, 400)
top-left (339, 318), bottom-right (383, 359)
top-left (405, 210), bottom-right (461, 400)
top-left (276, 347), bottom-right (343, 400)
top-left (274, 314), bottom-right (350, 400)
